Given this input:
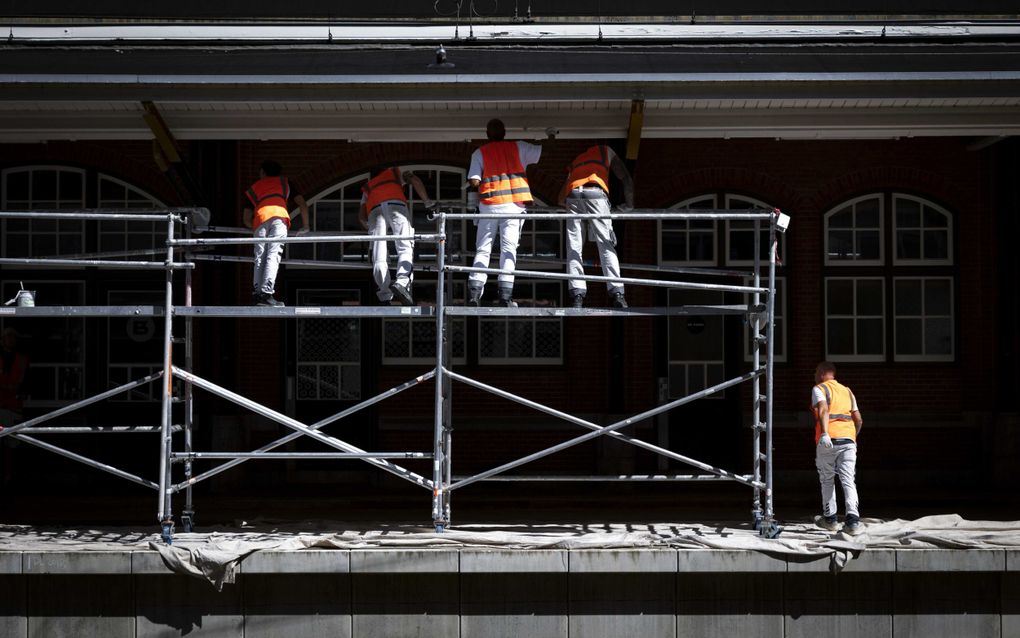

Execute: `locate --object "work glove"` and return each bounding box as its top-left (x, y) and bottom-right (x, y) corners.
top-left (616, 203), bottom-right (634, 213)
top-left (293, 227), bottom-right (309, 236)
top-left (818, 433), bottom-right (833, 449)
top-left (544, 126), bottom-right (559, 139)
top-left (424, 199), bottom-right (437, 210)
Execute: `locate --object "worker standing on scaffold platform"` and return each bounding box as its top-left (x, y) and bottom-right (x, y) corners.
top-left (359, 167), bottom-right (435, 305)
top-left (557, 143), bottom-right (635, 309)
top-left (242, 160), bottom-right (310, 307)
top-left (466, 119), bottom-right (545, 307)
top-left (812, 361), bottom-right (864, 536)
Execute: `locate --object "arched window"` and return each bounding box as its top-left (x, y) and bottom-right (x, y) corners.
top-left (1, 166), bottom-right (86, 257)
top-left (823, 192), bottom-right (954, 362)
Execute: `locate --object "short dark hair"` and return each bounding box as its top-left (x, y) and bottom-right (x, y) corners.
top-left (486, 119), bottom-right (506, 141)
top-left (816, 361), bottom-right (837, 377)
top-left (261, 160), bottom-right (283, 177)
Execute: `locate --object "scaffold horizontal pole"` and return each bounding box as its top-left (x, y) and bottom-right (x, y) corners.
top-left (169, 234), bottom-right (442, 247)
top-left (0, 210), bottom-right (185, 221)
top-left (453, 474), bottom-right (754, 482)
top-left (171, 452), bottom-right (431, 460)
top-left (173, 306), bottom-right (436, 318)
top-left (444, 265), bottom-right (768, 294)
top-left (445, 304), bottom-right (760, 317)
top-left (191, 253), bottom-right (376, 271)
top-left (436, 209), bottom-right (776, 221)
top-left (16, 425), bottom-right (180, 434)
top-left (0, 258), bottom-right (194, 269)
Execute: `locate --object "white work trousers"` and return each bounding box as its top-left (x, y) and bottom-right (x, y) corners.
top-left (816, 442), bottom-right (860, 519)
top-left (470, 202), bottom-right (524, 290)
top-left (369, 202), bottom-right (415, 301)
top-left (252, 217), bottom-right (288, 295)
top-left (565, 190), bottom-right (622, 294)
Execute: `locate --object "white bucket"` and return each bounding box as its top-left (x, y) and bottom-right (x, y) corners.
top-left (13, 289), bottom-right (35, 307)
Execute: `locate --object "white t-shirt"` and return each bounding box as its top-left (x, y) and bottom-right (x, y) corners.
top-left (469, 141), bottom-right (542, 210)
top-left (811, 385), bottom-right (860, 412)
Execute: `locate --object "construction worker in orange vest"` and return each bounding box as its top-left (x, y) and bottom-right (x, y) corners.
top-left (359, 167), bottom-right (435, 305)
top-left (556, 143), bottom-right (635, 309)
top-left (242, 160), bottom-right (310, 307)
top-left (466, 119), bottom-right (546, 307)
top-left (812, 361), bottom-right (864, 535)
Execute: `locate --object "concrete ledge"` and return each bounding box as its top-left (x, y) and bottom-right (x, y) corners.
top-left (23, 551), bottom-right (131, 574)
top-left (677, 550), bottom-right (787, 573)
top-left (350, 549), bottom-right (458, 573)
top-left (570, 549), bottom-right (678, 573)
top-left (131, 551), bottom-right (175, 574)
top-left (1006, 550), bottom-right (1020, 571)
top-left (244, 549), bottom-right (350, 574)
top-left (896, 549), bottom-right (1005, 572)
top-left (460, 549), bottom-right (567, 572)
top-left (0, 552), bottom-right (22, 574)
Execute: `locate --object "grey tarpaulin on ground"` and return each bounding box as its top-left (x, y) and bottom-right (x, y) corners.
top-left (135, 514), bottom-right (1020, 589)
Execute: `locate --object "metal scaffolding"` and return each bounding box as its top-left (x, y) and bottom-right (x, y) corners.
top-left (0, 205), bottom-right (787, 541)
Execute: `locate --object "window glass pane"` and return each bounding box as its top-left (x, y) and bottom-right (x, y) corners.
top-left (896, 318), bottom-right (923, 355)
top-left (895, 279), bottom-right (922, 315)
top-left (5, 171), bottom-right (29, 200)
top-left (923, 207), bottom-right (948, 228)
top-left (661, 234), bottom-right (687, 261)
top-left (829, 230), bottom-right (853, 260)
top-left (857, 231), bottom-right (880, 260)
top-left (689, 232), bottom-right (714, 262)
top-left (827, 319), bottom-right (854, 355)
top-left (34, 171), bottom-right (57, 200)
top-left (384, 322), bottom-right (410, 358)
top-left (480, 322), bottom-right (506, 358)
top-left (506, 322), bottom-right (533, 358)
top-left (856, 280), bottom-right (883, 315)
top-left (897, 230), bottom-right (921, 260)
top-left (729, 230), bottom-right (754, 262)
top-left (857, 319), bottom-right (884, 355)
top-left (59, 171), bottom-right (83, 201)
top-left (829, 208), bottom-right (853, 229)
top-left (925, 279), bottom-right (952, 315)
top-left (924, 317), bottom-right (953, 355)
top-left (535, 321), bottom-right (561, 358)
top-left (923, 230), bottom-right (949, 260)
top-left (668, 364), bottom-right (687, 398)
top-left (855, 197), bottom-right (880, 228)
top-left (827, 280), bottom-right (854, 315)
top-left (896, 198), bottom-right (921, 228)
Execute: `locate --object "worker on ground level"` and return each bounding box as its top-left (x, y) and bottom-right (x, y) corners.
top-left (359, 167), bottom-right (435, 305)
top-left (812, 361), bottom-right (863, 536)
top-left (242, 160), bottom-right (310, 307)
top-left (557, 143), bottom-right (635, 309)
top-left (466, 119), bottom-right (547, 307)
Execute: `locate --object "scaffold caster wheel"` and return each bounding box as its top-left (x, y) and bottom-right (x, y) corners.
top-left (181, 512), bottom-right (194, 533)
top-left (160, 520), bottom-right (175, 545)
top-left (760, 521), bottom-right (783, 539)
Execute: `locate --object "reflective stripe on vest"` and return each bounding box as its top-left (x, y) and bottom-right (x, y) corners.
top-left (479, 141), bottom-right (533, 205)
top-left (813, 379), bottom-right (857, 443)
top-left (246, 175), bottom-right (291, 229)
top-left (362, 167), bottom-right (407, 212)
top-left (567, 145), bottom-right (611, 194)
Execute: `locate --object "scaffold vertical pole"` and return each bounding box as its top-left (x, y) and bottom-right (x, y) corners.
top-left (432, 212), bottom-right (448, 532)
top-left (158, 214), bottom-right (175, 543)
top-left (442, 220), bottom-right (454, 527)
top-left (751, 219), bottom-right (763, 529)
top-left (182, 223), bottom-right (195, 533)
top-left (762, 211), bottom-right (780, 538)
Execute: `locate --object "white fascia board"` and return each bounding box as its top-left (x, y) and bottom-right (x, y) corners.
top-left (9, 23), bottom-right (1020, 43)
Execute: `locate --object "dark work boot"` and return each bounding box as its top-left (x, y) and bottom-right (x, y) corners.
top-left (389, 282), bottom-right (414, 306)
top-left (497, 288), bottom-right (518, 308)
top-left (610, 291), bottom-right (628, 309)
top-left (571, 292), bottom-right (585, 309)
top-left (256, 292), bottom-right (285, 307)
top-left (467, 286), bottom-right (482, 307)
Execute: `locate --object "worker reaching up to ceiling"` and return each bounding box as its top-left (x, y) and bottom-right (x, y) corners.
top-left (556, 142), bottom-right (635, 309)
top-left (465, 118), bottom-right (550, 307)
top-left (242, 160), bottom-right (310, 307)
top-left (359, 166), bottom-right (435, 306)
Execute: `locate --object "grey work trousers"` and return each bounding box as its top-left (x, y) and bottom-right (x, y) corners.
top-left (815, 441), bottom-right (860, 519)
top-left (252, 217), bottom-right (288, 295)
top-left (369, 202), bottom-right (414, 301)
top-left (565, 189), bottom-right (622, 294)
top-left (469, 202), bottom-right (524, 292)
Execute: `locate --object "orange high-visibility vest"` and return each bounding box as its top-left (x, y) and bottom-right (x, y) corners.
top-left (0, 352), bottom-right (27, 412)
top-left (362, 167), bottom-right (407, 212)
top-left (246, 176), bottom-right (291, 229)
top-left (566, 145), bottom-right (611, 194)
top-left (479, 141), bottom-right (533, 205)
top-left (813, 379), bottom-right (857, 443)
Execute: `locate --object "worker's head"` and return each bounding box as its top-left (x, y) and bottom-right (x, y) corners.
top-left (486, 119), bottom-right (506, 141)
top-left (815, 361), bottom-right (837, 384)
top-left (260, 160), bottom-right (283, 178)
